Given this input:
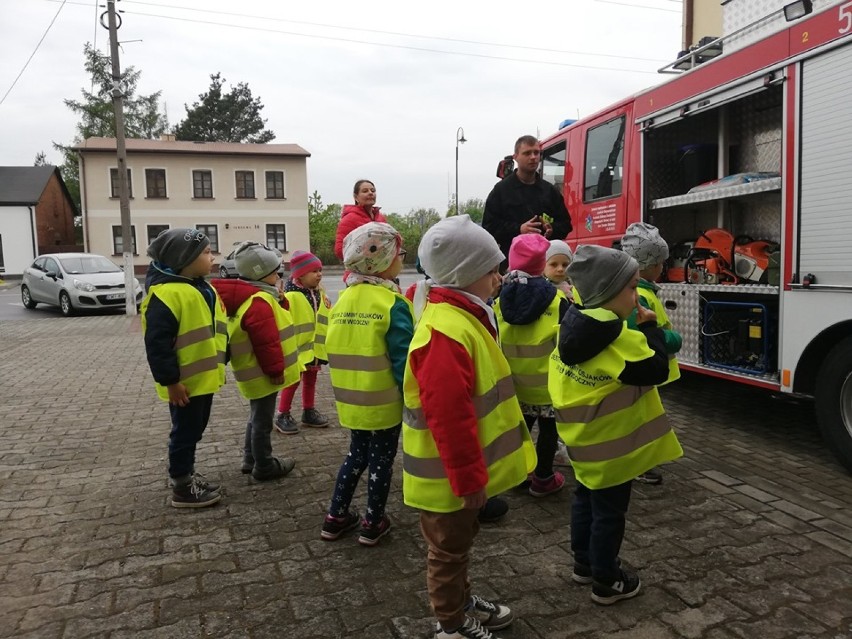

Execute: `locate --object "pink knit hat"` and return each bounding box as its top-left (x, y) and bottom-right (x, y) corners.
top-left (508, 233), bottom-right (550, 276)
top-left (289, 250), bottom-right (322, 280)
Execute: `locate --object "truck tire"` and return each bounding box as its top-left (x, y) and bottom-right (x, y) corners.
top-left (815, 335), bottom-right (852, 474)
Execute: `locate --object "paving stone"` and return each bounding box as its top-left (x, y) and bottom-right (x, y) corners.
top-left (2, 316), bottom-right (852, 638)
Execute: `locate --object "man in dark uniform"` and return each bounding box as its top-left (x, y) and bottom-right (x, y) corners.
top-left (483, 135), bottom-right (573, 272)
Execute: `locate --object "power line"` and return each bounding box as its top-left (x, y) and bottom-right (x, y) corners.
top-left (44, 0), bottom-right (667, 73)
top-left (594, 0), bottom-right (681, 12)
top-left (0, 0), bottom-right (67, 106)
top-left (118, 0), bottom-right (670, 64)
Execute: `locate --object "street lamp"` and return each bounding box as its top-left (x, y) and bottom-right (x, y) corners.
top-left (455, 127), bottom-right (466, 216)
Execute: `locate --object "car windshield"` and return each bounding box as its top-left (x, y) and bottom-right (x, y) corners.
top-left (59, 256), bottom-right (122, 274)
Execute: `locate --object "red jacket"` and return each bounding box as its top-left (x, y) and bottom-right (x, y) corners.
top-left (407, 287), bottom-right (496, 497)
top-left (334, 204), bottom-right (387, 260)
top-left (211, 278), bottom-right (290, 378)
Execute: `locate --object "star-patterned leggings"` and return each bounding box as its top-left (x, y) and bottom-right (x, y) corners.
top-left (328, 425), bottom-right (401, 527)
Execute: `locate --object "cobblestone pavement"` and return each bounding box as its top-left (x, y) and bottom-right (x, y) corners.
top-left (1, 315), bottom-right (851, 639)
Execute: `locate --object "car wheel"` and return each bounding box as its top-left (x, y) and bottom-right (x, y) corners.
top-left (21, 285), bottom-right (37, 309)
top-left (219, 266), bottom-right (229, 278)
top-left (59, 291), bottom-right (75, 317)
top-left (815, 335), bottom-right (852, 473)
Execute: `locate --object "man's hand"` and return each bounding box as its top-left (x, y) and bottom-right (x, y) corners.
top-left (542, 221), bottom-right (553, 238)
top-left (519, 216), bottom-right (543, 235)
top-left (167, 382), bottom-right (190, 407)
top-left (635, 302), bottom-right (658, 325)
top-left (462, 489), bottom-right (488, 510)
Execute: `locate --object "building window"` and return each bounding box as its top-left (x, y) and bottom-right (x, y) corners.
top-left (265, 171), bottom-right (285, 199)
top-left (266, 224), bottom-right (286, 251)
top-left (542, 142), bottom-right (566, 195)
top-left (147, 224), bottom-right (169, 244)
top-left (112, 225), bottom-right (138, 255)
top-left (110, 168), bottom-right (133, 198)
top-left (584, 115), bottom-right (625, 202)
top-left (235, 171), bottom-right (255, 199)
top-left (145, 168), bottom-right (167, 198)
top-left (196, 224), bottom-right (219, 252)
top-left (192, 170), bottom-right (213, 199)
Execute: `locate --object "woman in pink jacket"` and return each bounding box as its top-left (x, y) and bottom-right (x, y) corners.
top-left (334, 180), bottom-right (388, 261)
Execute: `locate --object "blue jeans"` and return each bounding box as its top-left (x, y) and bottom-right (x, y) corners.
top-left (167, 394), bottom-right (213, 479)
top-left (570, 480), bottom-right (633, 583)
top-left (328, 425), bottom-right (401, 526)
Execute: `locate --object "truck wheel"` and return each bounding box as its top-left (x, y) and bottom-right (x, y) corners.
top-left (815, 335), bottom-right (852, 474)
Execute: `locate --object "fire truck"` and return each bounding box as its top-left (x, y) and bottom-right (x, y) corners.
top-left (537, 0), bottom-right (852, 471)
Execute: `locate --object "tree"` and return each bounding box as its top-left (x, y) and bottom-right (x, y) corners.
top-left (33, 151), bottom-right (48, 166)
top-left (174, 73), bottom-right (275, 143)
top-left (446, 196), bottom-right (485, 224)
top-left (387, 208), bottom-right (441, 263)
top-left (55, 43), bottom-right (169, 211)
top-left (307, 191), bottom-right (342, 265)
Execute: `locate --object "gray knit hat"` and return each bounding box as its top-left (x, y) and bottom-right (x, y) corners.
top-left (621, 222), bottom-right (669, 269)
top-left (567, 245), bottom-right (638, 308)
top-left (234, 242), bottom-right (282, 280)
top-left (546, 239), bottom-right (573, 263)
top-left (147, 228), bottom-right (209, 272)
top-left (419, 215), bottom-right (504, 288)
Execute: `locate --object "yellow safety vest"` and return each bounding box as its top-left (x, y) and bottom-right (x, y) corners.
top-left (637, 287), bottom-right (680, 385)
top-left (548, 307), bottom-right (683, 489)
top-left (314, 289), bottom-right (331, 361)
top-left (402, 301), bottom-right (537, 512)
top-left (326, 284), bottom-right (412, 430)
top-left (141, 282), bottom-right (227, 402)
top-left (285, 291), bottom-right (318, 367)
top-left (228, 291), bottom-right (301, 399)
top-left (496, 293), bottom-right (561, 406)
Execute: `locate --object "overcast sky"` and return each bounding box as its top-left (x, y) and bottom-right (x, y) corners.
top-left (0, 0), bottom-right (683, 214)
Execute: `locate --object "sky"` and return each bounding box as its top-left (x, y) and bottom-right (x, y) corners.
top-left (0, 0), bottom-right (684, 215)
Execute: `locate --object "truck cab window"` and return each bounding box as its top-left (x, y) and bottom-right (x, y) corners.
top-left (542, 142), bottom-right (567, 195)
top-left (584, 116), bottom-right (625, 202)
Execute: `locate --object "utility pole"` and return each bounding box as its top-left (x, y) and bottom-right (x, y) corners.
top-left (105, 0), bottom-right (137, 316)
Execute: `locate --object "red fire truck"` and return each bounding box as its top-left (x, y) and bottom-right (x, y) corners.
top-left (537, 1), bottom-right (852, 471)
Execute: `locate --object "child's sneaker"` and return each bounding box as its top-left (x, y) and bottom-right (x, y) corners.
top-left (435, 616), bottom-right (501, 638)
top-left (170, 475), bottom-right (222, 509)
top-left (636, 467), bottom-right (663, 484)
top-left (477, 497), bottom-right (509, 523)
top-left (274, 412), bottom-right (299, 435)
top-left (591, 569), bottom-right (641, 605)
top-left (251, 457), bottom-right (295, 481)
top-left (240, 457), bottom-right (253, 474)
top-left (553, 441), bottom-right (572, 467)
top-left (192, 472), bottom-right (220, 493)
top-left (358, 515), bottom-right (392, 546)
top-left (320, 510), bottom-right (360, 541)
top-left (301, 408), bottom-right (329, 428)
top-left (466, 594), bottom-right (513, 630)
top-left (573, 557), bottom-right (621, 585)
top-left (529, 471), bottom-right (566, 497)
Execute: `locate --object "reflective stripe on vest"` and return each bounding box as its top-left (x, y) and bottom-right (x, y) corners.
top-left (285, 291), bottom-right (318, 367)
top-left (228, 291), bottom-right (301, 399)
top-left (141, 282), bottom-right (227, 402)
top-left (548, 307), bottom-right (682, 489)
top-left (496, 293), bottom-right (560, 406)
top-left (314, 293), bottom-right (331, 360)
top-left (326, 284), bottom-right (411, 430)
top-left (402, 301), bottom-right (536, 513)
top-left (637, 287), bottom-right (681, 385)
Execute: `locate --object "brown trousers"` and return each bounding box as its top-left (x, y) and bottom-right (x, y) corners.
top-left (419, 508), bottom-right (480, 629)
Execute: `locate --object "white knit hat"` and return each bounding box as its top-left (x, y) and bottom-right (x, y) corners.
top-left (621, 222), bottom-right (669, 269)
top-left (418, 215), bottom-right (504, 288)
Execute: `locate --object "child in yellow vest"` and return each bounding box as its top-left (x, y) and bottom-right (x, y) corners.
top-left (621, 222), bottom-right (682, 485)
top-left (141, 228), bottom-right (226, 508)
top-left (321, 223), bottom-right (414, 547)
top-left (544, 239), bottom-right (574, 301)
top-left (549, 245), bottom-right (683, 605)
top-left (274, 250), bottom-right (332, 434)
top-left (212, 242), bottom-right (301, 481)
top-left (404, 215), bottom-right (536, 639)
top-left (496, 233), bottom-right (569, 497)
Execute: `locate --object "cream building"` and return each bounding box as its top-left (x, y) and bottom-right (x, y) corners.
top-left (75, 137), bottom-right (310, 274)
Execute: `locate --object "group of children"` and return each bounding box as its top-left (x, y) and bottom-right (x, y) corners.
top-left (141, 216), bottom-right (684, 639)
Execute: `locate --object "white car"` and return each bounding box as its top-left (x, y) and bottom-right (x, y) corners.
top-left (20, 252), bottom-right (144, 316)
